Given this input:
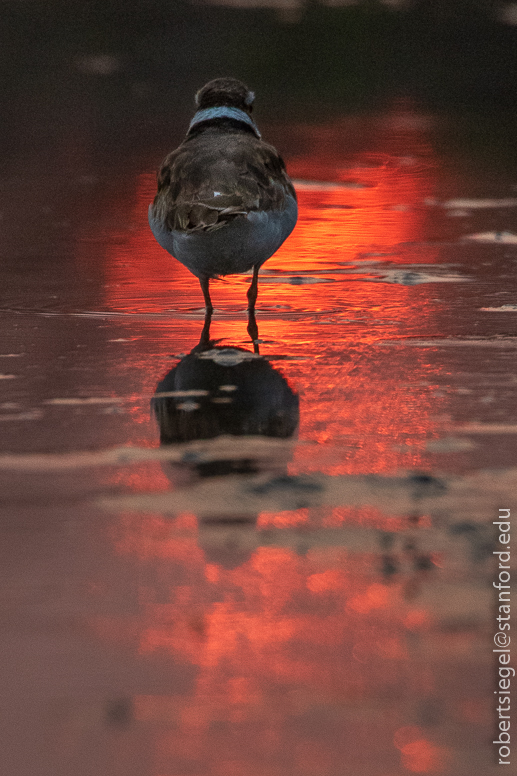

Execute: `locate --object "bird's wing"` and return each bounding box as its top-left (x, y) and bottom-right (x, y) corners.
top-left (151, 136), bottom-right (296, 233)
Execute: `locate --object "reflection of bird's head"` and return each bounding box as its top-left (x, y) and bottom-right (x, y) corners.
top-left (152, 347), bottom-right (299, 446)
top-left (195, 77), bottom-right (255, 114)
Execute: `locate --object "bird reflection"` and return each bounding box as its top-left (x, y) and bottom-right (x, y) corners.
top-left (153, 315), bottom-right (298, 447)
top-left (152, 317), bottom-right (299, 566)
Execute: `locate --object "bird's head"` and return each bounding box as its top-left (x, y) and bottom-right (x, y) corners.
top-left (195, 77), bottom-right (255, 115)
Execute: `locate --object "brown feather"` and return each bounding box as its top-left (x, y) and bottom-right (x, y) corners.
top-left (152, 131), bottom-right (296, 233)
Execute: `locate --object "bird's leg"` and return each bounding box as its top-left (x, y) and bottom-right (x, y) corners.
top-left (199, 275), bottom-right (213, 314)
top-left (247, 266), bottom-right (260, 353)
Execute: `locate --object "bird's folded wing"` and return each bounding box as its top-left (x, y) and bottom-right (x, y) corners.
top-left (152, 139), bottom-right (296, 233)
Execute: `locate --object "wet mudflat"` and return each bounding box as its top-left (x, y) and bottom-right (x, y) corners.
top-left (1, 106), bottom-right (516, 776)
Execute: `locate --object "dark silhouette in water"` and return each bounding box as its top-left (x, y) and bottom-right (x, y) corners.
top-left (151, 319), bottom-right (299, 567)
top-left (152, 319), bottom-right (299, 450)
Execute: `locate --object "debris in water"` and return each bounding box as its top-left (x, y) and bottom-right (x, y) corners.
top-left (464, 231), bottom-right (517, 243)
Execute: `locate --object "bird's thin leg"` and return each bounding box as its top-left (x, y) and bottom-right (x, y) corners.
top-left (247, 266), bottom-right (260, 353)
top-left (199, 275), bottom-right (213, 314)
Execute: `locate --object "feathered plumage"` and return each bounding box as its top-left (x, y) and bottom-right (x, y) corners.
top-left (152, 135), bottom-right (295, 234)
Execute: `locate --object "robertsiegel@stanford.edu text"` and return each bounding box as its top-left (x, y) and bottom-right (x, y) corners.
top-left (493, 508), bottom-right (513, 766)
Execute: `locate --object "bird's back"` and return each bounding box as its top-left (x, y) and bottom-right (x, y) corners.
top-left (151, 128), bottom-right (296, 235)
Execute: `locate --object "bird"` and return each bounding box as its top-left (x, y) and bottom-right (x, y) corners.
top-left (148, 77), bottom-right (298, 342)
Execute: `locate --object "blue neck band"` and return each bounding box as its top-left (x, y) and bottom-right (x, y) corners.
top-left (188, 106), bottom-right (261, 138)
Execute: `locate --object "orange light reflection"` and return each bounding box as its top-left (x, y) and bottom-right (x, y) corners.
top-left (89, 107), bottom-right (460, 775)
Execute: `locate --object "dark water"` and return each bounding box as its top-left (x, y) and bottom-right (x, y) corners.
top-left (1, 97), bottom-right (516, 775)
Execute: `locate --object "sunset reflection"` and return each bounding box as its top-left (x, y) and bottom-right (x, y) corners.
top-left (87, 107), bottom-right (469, 775)
top-left (103, 516), bottom-right (445, 774)
top-left (97, 106), bottom-right (447, 484)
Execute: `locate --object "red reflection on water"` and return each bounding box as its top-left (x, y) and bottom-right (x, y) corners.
top-left (90, 107), bottom-right (457, 775)
top-left (91, 510), bottom-right (444, 774)
top-left (400, 739), bottom-right (451, 773)
top-left (98, 107), bottom-right (445, 488)
top-left (94, 105), bottom-right (449, 513)
top-left (394, 727), bottom-right (452, 772)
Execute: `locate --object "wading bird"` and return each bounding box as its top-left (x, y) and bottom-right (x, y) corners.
top-left (149, 77), bottom-right (298, 343)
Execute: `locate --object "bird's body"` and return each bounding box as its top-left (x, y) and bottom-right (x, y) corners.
top-left (148, 131), bottom-right (298, 280)
top-left (148, 78), bottom-right (297, 327)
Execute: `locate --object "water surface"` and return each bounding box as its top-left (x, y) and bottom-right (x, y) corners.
top-left (1, 104), bottom-right (516, 776)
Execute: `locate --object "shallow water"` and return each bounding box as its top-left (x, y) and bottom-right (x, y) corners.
top-left (1, 106), bottom-right (516, 775)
